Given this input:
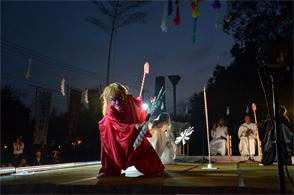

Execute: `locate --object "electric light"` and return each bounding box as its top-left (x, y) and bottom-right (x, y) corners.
top-left (142, 103), bottom-right (148, 110)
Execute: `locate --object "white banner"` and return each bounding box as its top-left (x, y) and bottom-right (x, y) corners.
top-left (33, 89), bottom-right (52, 145)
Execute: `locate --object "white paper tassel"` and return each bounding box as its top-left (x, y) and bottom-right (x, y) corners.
top-left (226, 106), bottom-right (230, 116)
top-left (160, 0), bottom-right (168, 32)
top-left (160, 103), bottom-right (165, 110)
top-left (25, 58), bottom-right (32, 79)
top-left (60, 78), bottom-right (66, 96)
top-left (84, 89), bottom-right (89, 104)
top-left (185, 104), bottom-right (189, 115)
top-left (121, 166), bottom-right (143, 177)
top-left (246, 105), bottom-right (249, 113)
top-left (175, 126), bottom-right (194, 145)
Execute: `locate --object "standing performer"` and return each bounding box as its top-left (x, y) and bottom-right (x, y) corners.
top-left (238, 114), bottom-right (257, 159)
top-left (148, 112), bottom-right (176, 164)
top-left (261, 106), bottom-right (293, 165)
top-left (97, 83), bottom-right (164, 178)
top-left (210, 118), bottom-right (228, 156)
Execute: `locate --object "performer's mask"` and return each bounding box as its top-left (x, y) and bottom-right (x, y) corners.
top-left (109, 95), bottom-right (125, 111)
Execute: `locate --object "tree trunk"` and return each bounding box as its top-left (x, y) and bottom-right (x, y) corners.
top-left (106, 28), bottom-right (114, 86)
top-left (106, 1), bottom-right (119, 86)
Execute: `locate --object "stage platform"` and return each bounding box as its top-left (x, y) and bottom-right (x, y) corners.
top-left (1, 160), bottom-right (293, 194)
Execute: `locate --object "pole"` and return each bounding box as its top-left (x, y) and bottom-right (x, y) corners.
top-left (271, 76), bottom-right (286, 194)
top-left (252, 103), bottom-right (262, 158)
top-left (202, 87), bottom-right (217, 169)
top-left (173, 86), bottom-right (176, 117)
top-left (34, 87), bottom-right (38, 117)
top-left (168, 75), bottom-right (181, 117)
top-left (203, 87), bottom-right (211, 165)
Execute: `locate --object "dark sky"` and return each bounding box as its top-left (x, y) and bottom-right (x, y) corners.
top-left (1, 1), bottom-right (234, 113)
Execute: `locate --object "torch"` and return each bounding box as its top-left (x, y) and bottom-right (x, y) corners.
top-left (139, 62), bottom-right (150, 97)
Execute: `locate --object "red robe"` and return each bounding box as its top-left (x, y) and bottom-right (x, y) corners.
top-left (98, 95), bottom-right (164, 176)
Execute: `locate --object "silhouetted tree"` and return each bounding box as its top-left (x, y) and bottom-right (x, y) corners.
top-left (1, 86), bottom-right (32, 146)
top-left (86, 1), bottom-right (148, 85)
top-left (223, 1), bottom-right (293, 44)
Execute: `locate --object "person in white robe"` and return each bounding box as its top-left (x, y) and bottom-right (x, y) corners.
top-left (238, 114), bottom-right (257, 158)
top-left (148, 112), bottom-right (176, 164)
top-left (210, 118), bottom-right (228, 156)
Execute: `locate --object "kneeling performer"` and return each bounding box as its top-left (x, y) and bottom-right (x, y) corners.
top-left (97, 83), bottom-right (164, 178)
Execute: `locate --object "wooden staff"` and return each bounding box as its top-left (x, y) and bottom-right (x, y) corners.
top-left (139, 62), bottom-right (150, 97)
top-left (203, 87), bottom-right (211, 164)
top-left (252, 103), bottom-right (262, 158)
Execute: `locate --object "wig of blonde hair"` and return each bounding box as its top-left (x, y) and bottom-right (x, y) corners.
top-left (101, 82), bottom-right (129, 115)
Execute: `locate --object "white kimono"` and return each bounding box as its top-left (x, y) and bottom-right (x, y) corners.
top-left (148, 121), bottom-right (176, 164)
top-left (238, 123), bottom-right (257, 156)
top-left (210, 126), bottom-right (228, 156)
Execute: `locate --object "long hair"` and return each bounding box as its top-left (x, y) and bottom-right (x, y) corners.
top-left (101, 82), bottom-right (128, 115)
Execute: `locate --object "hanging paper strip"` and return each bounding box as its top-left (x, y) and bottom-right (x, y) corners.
top-left (33, 89), bottom-right (52, 144)
top-left (84, 89), bottom-right (89, 104)
top-left (224, 0), bottom-right (232, 24)
top-left (60, 78), bottom-right (66, 96)
top-left (246, 105), bottom-right (249, 113)
top-left (191, 0), bottom-right (199, 44)
top-left (226, 106), bottom-right (230, 116)
top-left (25, 58), bottom-right (32, 79)
top-left (160, 0), bottom-right (168, 32)
top-left (168, 0), bottom-right (173, 16)
top-left (173, 0), bottom-right (180, 26)
top-left (212, 0), bottom-right (222, 30)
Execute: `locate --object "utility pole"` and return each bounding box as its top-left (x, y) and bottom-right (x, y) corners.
top-left (168, 75), bottom-right (181, 117)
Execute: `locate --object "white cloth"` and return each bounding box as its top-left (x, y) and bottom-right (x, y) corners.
top-left (210, 126), bottom-right (228, 156)
top-left (148, 124), bottom-right (176, 164)
top-left (211, 126), bottom-right (228, 139)
top-left (238, 123), bottom-right (257, 156)
top-left (210, 139), bottom-right (227, 156)
top-left (121, 166), bottom-right (143, 177)
top-left (13, 142), bottom-right (24, 155)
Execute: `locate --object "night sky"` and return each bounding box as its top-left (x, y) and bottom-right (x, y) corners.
top-left (1, 1), bottom-right (234, 113)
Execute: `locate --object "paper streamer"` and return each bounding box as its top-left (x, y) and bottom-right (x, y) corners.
top-left (84, 89), bottom-right (89, 104)
top-left (224, 0), bottom-right (232, 24)
top-left (191, 0), bottom-right (199, 18)
top-left (160, 0), bottom-right (168, 32)
top-left (25, 58), bottom-right (32, 79)
top-left (226, 106), bottom-right (230, 116)
top-left (215, 11), bottom-right (222, 30)
top-left (212, 0), bottom-right (222, 30)
top-left (173, 0), bottom-right (180, 26)
top-left (60, 78), bottom-right (66, 96)
top-left (191, 0), bottom-right (199, 44)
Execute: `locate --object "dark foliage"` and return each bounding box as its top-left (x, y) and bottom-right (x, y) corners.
top-left (188, 1), bottom-right (293, 155)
